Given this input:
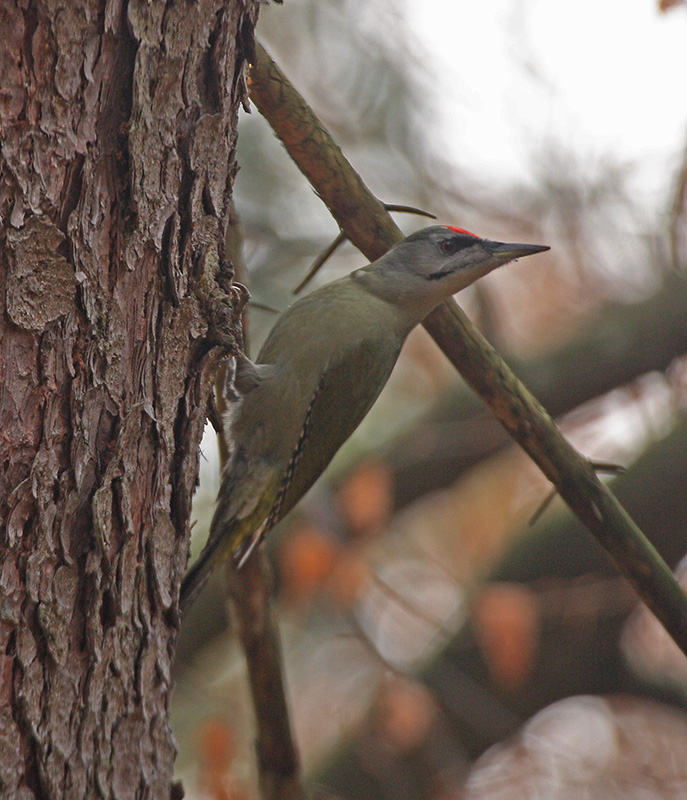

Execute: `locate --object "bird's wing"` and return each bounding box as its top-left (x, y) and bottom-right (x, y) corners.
top-left (232, 335), bottom-right (401, 568)
top-left (268, 335), bottom-right (401, 529)
top-left (180, 335), bottom-right (401, 612)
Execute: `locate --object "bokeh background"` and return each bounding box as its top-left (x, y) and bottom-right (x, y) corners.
top-left (173, 1), bottom-right (687, 797)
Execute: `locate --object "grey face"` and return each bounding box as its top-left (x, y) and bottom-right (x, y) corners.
top-left (358, 226), bottom-right (549, 318)
top-left (390, 226), bottom-right (549, 286)
top-left (425, 231), bottom-right (486, 280)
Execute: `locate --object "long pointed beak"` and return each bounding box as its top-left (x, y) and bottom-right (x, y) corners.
top-left (484, 240), bottom-right (551, 261)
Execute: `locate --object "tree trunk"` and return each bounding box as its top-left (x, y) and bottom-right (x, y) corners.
top-left (0, 1), bottom-right (257, 796)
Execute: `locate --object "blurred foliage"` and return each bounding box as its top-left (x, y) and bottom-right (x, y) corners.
top-left (235, 0), bottom-right (462, 360)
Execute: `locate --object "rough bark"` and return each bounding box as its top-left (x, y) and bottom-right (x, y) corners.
top-left (0, 1), bottom-right (257, 797)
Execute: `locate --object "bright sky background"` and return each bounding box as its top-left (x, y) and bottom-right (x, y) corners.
top-left (407, 0), bottom-right (687, 210)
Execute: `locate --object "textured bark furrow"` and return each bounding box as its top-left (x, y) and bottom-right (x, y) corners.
top-left (1, 1), bottom-right (258, 797)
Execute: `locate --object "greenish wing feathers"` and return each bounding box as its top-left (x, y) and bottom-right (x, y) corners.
top-left (180, 335), bottom-right (400, 614)
top-left (270, 336), bottom-right (401, 528)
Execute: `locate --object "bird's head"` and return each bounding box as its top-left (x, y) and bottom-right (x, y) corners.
top-left (362, 225), bottom-right (549, 317)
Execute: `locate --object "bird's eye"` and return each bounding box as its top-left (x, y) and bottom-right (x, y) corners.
top-left (440, 239), bottom-right (459, 255)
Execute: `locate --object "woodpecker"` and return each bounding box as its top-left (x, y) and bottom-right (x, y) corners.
top-left (180, 226), bottom-right (549, 614)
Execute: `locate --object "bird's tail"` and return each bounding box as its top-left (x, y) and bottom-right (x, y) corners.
top-left (179, 513), bottom-right (242, 617)
top-left (180, 518), bottom-right (271, 616)
top-left (179, 544), bottom-right (216, 617)
top-left (180, 501), bottom-right (277, 617)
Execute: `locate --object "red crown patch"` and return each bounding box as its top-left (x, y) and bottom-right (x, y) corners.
top-left (445, 225), bottom-right (479, 238)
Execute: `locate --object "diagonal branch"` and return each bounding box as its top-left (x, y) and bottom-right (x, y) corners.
top-left (248, 41), bottom-right (687, 656)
